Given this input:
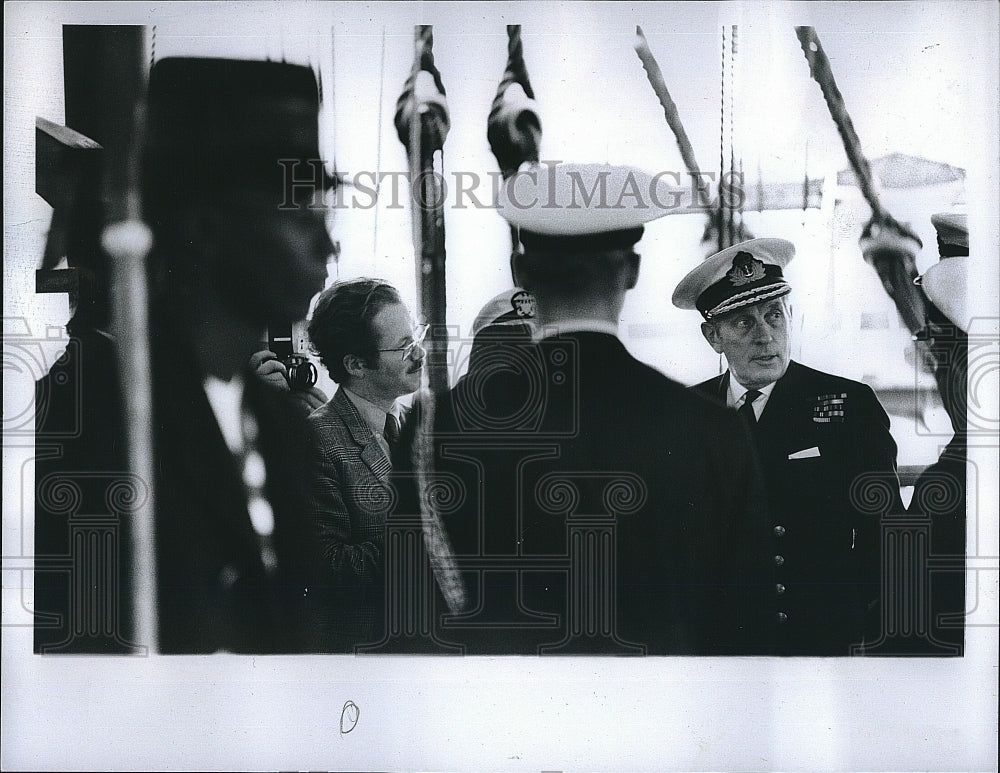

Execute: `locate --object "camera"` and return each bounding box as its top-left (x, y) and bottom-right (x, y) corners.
top-left (283, 353), bottom-right (318, 391)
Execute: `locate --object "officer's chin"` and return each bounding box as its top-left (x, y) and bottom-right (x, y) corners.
top-left (744, 358), bottom-right (786, 387)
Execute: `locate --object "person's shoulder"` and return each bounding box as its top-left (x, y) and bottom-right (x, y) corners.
top-left (786, 361), bottom-right (876, 396)
top-left (306, 389), bottom-right (343, 426)
top-left (690, 373), bottom-right (724, 396)
top-left (629, 355), bottom-right (738, 421)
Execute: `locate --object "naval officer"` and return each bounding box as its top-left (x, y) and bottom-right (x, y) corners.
top-left (673, 237), bottom-right (904, 655)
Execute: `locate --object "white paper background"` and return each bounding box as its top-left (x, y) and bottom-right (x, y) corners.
top-left (4, 2), bottom-right (998, 770)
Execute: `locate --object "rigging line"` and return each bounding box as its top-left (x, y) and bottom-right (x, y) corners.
top-left (718, 25), bottom-right (726, 253)
top-left (738, 157), bottom-right (746, 239)
top-left (329, 25), bottom-right (341, 279)
top-left (728, 24), bottom-right (736, 247)
top-left (373, 26), bottom-right (387, 259)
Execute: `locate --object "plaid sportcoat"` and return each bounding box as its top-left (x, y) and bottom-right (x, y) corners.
top-left (307, 387), bottom-right (395, 650)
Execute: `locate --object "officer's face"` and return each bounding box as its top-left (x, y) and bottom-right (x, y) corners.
top-left (364, 301), bottom-right (425, 401)
top-left (212, 190), bottom-right (335, 325)
top-left (702, 297), bottom-right (791, 390)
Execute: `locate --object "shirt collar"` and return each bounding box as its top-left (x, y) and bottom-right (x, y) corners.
top-left (727, 374), bottom-right (777, 408)
top-left (203, 374), bottom-right (246, 455)
top-left (342, 387), bottom-right (399, 437)
top-left (534, 318), bottom-right (620, 342)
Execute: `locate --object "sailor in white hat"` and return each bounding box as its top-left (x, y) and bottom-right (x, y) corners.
top-left (674, 237), bottom-right (903, 655)
top-left (919, 212), bottom-right (969, 333)
top-left (480, 162), bottom-right (768, 655)
top-left (904, 211), bottom-right (969, 654)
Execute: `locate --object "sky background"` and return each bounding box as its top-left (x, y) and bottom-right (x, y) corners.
top-left (3, 2), bottom-right (998, 771)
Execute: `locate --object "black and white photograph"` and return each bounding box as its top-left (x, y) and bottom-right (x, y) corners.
top-left (3, 1), bottom-right (998, 769)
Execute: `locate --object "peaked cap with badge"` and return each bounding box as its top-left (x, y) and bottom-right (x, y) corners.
top-left (918, 212), bottom-right (969, 332)
top-left (672, 238), bottom-right (795, 319)
top-left (471, 287), bottom-right (538, 339)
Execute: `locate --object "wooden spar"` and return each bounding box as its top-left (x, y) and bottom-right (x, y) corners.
top-left (395, 24), bottom-right (449, 394)
top-left (87, 26), bottom-right (158, 652)
top-left (394, 25), bottom-right (467, 616)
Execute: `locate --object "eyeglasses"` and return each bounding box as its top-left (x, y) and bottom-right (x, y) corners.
top-left (377, 323), bottom-right (429, 361)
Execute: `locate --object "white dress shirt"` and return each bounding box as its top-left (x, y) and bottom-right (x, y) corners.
top-left (534, 317), bottom-right (620, 342)
top-left (726, 376), bottom-right (777, 422)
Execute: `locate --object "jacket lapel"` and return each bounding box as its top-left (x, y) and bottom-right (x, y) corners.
top-left (332, 388), bottom-right (392, 481)
top-left (754, 360), bottom-right (804, 441)
top-left (714, 372), bottom-right (729, 402)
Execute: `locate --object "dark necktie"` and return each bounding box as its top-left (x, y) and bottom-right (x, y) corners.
top-left (383, 412), bottom-right (401, 447)
top-left (739, 389), bottom-right (762, 427)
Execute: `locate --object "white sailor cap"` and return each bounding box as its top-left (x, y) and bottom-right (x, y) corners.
top-left (498, 162), bottom-right (677, 252)
top-left (672, 238), bottom-right (795, 320)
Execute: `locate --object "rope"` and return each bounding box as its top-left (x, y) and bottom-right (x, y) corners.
top-left (728, 27), bottom-right (737, 247)
top-left (795, 26), bottom-right (930, 348)
top-left (633, 26), bottom-right (701, 179)
top-left (373, 26), bottom-right (387, 258)
top-left (487, 25), bottom-right (542, 180)
top-left (795, 27), bottom-right (886, 221)
top-left (394, 25), bottom-right (449, 155)
top-left (718, 26), bottom-right (726, 252)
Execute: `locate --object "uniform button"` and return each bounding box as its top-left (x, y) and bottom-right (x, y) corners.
top-left (774, 555), bottom-right (785, 566)
top-left (776, 612), bottom-right (788, 623)
top-left (776, 583), bottom-right (786, 595)
top-left (218, 564), bottom-right (241, 589)
top-left (773, 525), bottom-right (786, 537)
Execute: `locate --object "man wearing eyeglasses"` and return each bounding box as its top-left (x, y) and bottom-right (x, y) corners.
top-left (304, 278), bottom-right (427, 651)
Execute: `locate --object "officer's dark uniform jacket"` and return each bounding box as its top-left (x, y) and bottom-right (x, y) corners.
top-left (695, 360), bottom-right (903, 655)
top-left (430, 330), bottom-right (770, 655)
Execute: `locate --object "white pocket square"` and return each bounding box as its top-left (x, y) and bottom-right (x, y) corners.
top-left (788, 446), bottom-right (821, 459)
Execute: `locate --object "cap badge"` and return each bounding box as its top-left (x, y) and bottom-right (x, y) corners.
top-left (510, 290), bottom-right (537, 318)
top-left (727, 252), bottom-right (766, 287)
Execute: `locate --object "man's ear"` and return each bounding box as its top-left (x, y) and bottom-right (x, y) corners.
top-left (701, 321), bottom-right (724, 354)
top-left (624, 252), bottom-right (641, 290)
top-left (343, 353), bottom-right (367, 379)
top-left (510, 250), bottom-right (529, 290)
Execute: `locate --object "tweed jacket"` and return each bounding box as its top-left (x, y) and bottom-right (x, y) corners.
top-left (307, 387), bottom-right (397, 650)
top-left (694, 360), bottom-right (903, 655)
